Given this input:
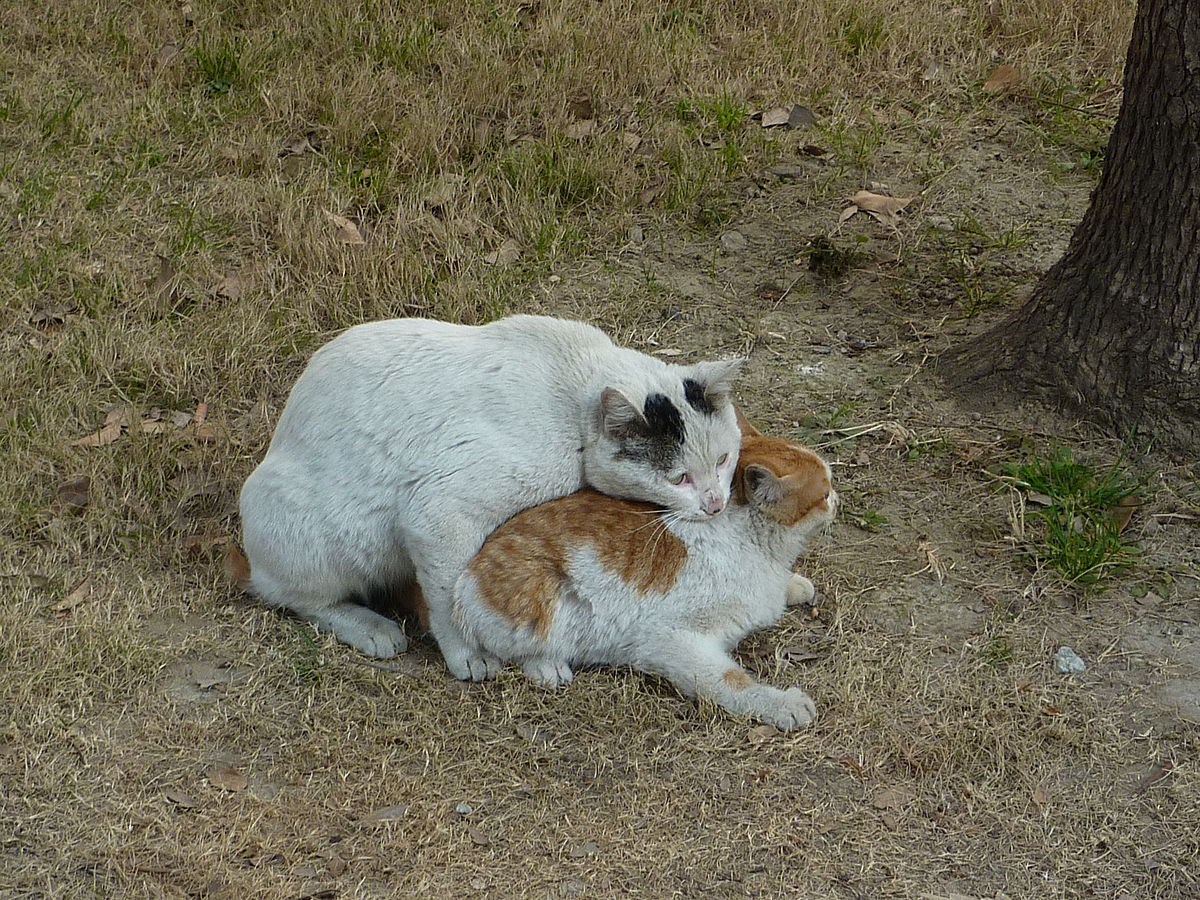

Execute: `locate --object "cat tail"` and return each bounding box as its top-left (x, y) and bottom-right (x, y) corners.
top-left (223, 542), bottom-right (253, 593)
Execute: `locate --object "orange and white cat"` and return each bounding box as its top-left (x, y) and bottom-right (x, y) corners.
top-left (453, 414), bottom-right (836, 730)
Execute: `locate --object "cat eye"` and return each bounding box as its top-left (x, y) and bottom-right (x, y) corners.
top-left (668, 472), bottom-right (691, 486)
top-left (716, 453), bottom-right (729, 466)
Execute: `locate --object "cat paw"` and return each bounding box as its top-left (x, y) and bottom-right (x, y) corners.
top-left (762, 687), bottom-right (817, 731)
top-left (324, 607), bottom-right (408, 658)
top-left (521, 658), bottom-right (574, 689)
top-left (445, 650), bottom-right (503, 682)
top-left (786, 574), bottom-right (816, 606)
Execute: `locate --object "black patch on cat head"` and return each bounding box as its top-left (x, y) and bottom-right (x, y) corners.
top-left (683, 378), bottom-right (715, 415)
top-left (615, 393), bottom-right (685, 470)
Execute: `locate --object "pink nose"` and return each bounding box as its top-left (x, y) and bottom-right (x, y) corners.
top-left (702, 491), bottom-right (725, 516)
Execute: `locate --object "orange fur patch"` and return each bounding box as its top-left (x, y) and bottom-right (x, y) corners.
top-left (223, 543), bottom-right (252, 592)
top-left (467, 490), bottom-right (688, 634)
top-left (723, 668), bottom-right (752, 691)
top-left (396, 582), bottom-right (430, 629)
top-left (735, 420), bottom-right (832, 525)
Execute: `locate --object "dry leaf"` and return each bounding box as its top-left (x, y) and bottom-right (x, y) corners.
top-left (568, 841), bottom-right (599, 858)
top-left (564, 119), bottom-right (595, 140)
top-left (324, 211), bottom-right (367, 246)
top-left (359, 804), bottom-right (410, 824)
top-left (56, 475), bottom-right (91, 513)
top-left (73, 408), bottom-right (130, 447)
top-left (154, 42), bottom-right (183, 70)
top-left (1109, 494), bottom-right (1140, 533)
top-left (51, 577), bottom-right (93, 615)
top-left (848, 190), bottom-right (914, 227)
top-left (871, 786), bottom-right (916, 809)
top-left (567, 96), bottom-right (594, 120)
top-left (214, 272), bottom-right (244, 301)
top-left (652, 348), bottom-right (684, 357)
top-left (747, 724), bottom-right (779, 744)
top-left (1032, 783), bottom-right (1049, 808)
top-left (468, 826), bottom-right (491, 846)
top-left (983, 64), bottom-right (1022, 95)
top-left (1133, 760), bottom-right (1175, 794)
top-left (621, 131), bottom-right (643, 151)
top-left (1027, 491), bottom-right (1053, 507)
top-left (151, 255), bottom-right (179, 304)
top-left (165, 789), bottom-right (199, 808)
top-left (761, 107), bottom-right (791, 128)
top-left (206, 765), bottom-right (248, 792)
top-left (482, 239), bottom-right (521, 266)
top-left (30, 303), bottom-right (75, 328)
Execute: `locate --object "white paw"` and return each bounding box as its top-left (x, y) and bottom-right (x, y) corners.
top-left (762, 687), bottom-right (817, 731)
top-left (786, 574), bottom-right (816, 606)
top-left (332, 611), bottom-right (408, 658)
top-left (521, 658), bottom-right (574, 689)
top-left (445, 650), bottom-right (503, 682)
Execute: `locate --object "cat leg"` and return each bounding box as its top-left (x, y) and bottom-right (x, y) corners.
top-left (248, 568), bottom-right (408, 659)
top-left (415, 551), bottom-right (503, 682)
top-left (640, 632), bottom-right (817, 730)
top-left (786, 573), bottom-right (816, 606)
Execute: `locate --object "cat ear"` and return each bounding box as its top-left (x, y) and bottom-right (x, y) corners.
top-left (600, 387), bottom-right (647, 438)
top-left (734, 406), bottom-right (762, 437)
top-left (743, 464), bottom-right (784, 506)
top-left (686, 358), bottom-right (744, 408)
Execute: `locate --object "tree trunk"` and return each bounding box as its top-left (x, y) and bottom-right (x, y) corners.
top-left (943, 0), bottom-right (1200, 454)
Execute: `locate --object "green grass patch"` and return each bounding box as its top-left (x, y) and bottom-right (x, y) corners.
top-left (1004, 447), bottom-right (1141, 588)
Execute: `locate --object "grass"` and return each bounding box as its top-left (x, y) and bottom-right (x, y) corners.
top-left (8, 1), bottom-right (1200, 898)
top-left (1004, 447), bottom-right (1142, 587)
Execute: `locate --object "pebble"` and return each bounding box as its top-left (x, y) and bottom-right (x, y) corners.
top-left (720, 230), bottom-right (748, 252)
top-left (627, 225), bottom-right (644, 244)
top-left (454, 801), bottom-right (474, 815)
top-left (1053, 646), bottom-right (1086, 674)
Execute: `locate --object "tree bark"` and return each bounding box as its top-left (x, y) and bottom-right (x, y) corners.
top-left (943, 0), bottom-right (1200, 454)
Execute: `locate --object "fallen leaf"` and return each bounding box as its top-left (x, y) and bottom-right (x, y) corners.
top-left (468, 825), bottom-right (491, 846)
top-left (51, 577), bottom-right (93, 615)
top-left (72, 408), bottom-right (130, 447)
top-left (567, 96), bottom-right (594, 120)
top-left (424, 174), bottom-right (466, 209)
top-left (871, 786), bottom-right (916, 809)
top-left (56, 475), bottom-right (91, 513)
top-left (206, 765), bottom-right (248, 792)
top-left (652, 347), bottom-right (684, 357)
top-left (846, 190), bottom-right (914, 227)
top-left (359, 804), bottom-right (410, 824)
top-left (621, 131), bottom-right (643, 151)
top-left (326, 856), bottom-right (347, 877)
top-left (1133, 760), bottom-right (1175, 794)
top-left (214, 272), bottom-right (244, 301)
top-left (565, 119), bottom-right (595, 140)
top-left (165, 789), bottom-right (199, 808)
top-left (747, 724), bottom-right (779, 744)
top-left (983, 64), bottom-right (1022, 95)
top-left (324, 211), bottom-right (367, 245)
top-left (182, 531), bottom-right (230, 558)
top-left (150, 255), bottom-right (179, 304)
top-left (568, 841), bottom-right (599, 858)
top-left (30, 303), bottom-right (75, 328)
top-left (1109, 494), bottom-right (1140, 533)
top-left (761, 107), bottom-right (791, 128)
top-left (879, 810), bottom-right (900, 830)
top-left (154, 42), bottom-right (183, 70)
top-left (638, 179), bottom-right (666, 207)
top-left (1032, 783), bottom-right (1049, 808)
top-left (482, 239), bottom-right (521, 266)
top-left (1026, 491), bottom-right (1053, 507)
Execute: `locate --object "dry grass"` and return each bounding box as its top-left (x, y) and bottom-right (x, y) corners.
top-left (6, 0), bottom-right (1200, 897)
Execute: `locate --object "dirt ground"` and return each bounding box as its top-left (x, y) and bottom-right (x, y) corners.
top-left (6, 122), bottom-right (1199, 898)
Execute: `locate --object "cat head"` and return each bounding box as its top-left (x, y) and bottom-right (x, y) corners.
top-left (733, 410), bottom-right (838, 535)
top-left (584, 359), bottom-right (743, 521)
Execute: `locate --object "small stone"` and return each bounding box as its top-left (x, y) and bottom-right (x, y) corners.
top-left (1053, 646), bottom-right (1086, 675)
top-left (455, 801), bottom-right (474, 815)
top-left (766, 162), bottom-right (805, 179)
top-left (627, 225), bottom-right (644, 244)
top-left (720, 230), bottom-right (748, 253)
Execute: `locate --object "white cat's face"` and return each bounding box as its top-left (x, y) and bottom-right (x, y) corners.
top-left (584, 360), bottom-right (743, 521)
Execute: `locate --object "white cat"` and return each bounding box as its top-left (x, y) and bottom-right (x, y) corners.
top-left (237, 315), bottom-right (743, 679)
top-left (453, 414), bottom-right (837, 729)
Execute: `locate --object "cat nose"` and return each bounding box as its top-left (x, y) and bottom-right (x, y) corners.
top-left (702, 490), bottom-right (725, 516)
